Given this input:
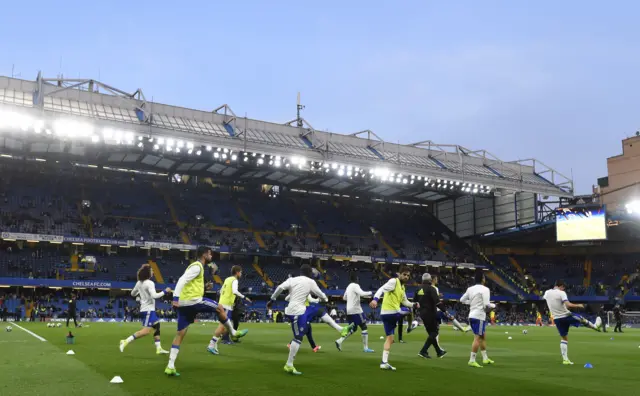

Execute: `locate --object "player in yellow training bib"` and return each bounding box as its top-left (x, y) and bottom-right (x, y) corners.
top-left (164, 246), bottom-right (249, 377)
top-left (213, 265), bottom-right (251, 350)
top-left (369, 266), bottom-right (416, 371)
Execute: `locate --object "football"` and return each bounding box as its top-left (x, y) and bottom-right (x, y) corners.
top-left (6, 325), bottom-right (12, 332)
top-left (56, 323), bottom-right (62, 328)
top-left (47, 323), bottom-right (53, 328)
top-left (523, 329), bottom-right (528, 335)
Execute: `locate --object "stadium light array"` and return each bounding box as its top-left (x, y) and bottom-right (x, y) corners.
top-left (0, 107), bottom-right (494, 196)
top-left (625, 200), bottom-right (640, 214)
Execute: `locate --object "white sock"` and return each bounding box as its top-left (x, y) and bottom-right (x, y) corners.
top-left (362, 331), bottom-right (369, 349)
top-left (481, 350), bottom-right (488, 360)
top-left (452, 319), bottom-right (465, 331)
top-left (126, 335), bottom-right (135, 343)
top-left (560, 341), bottom-right (568, 360)
top-left (209, 336), bottom-right (219, 348)
top-left (320, 314), bottom-right (343, 332)
top-left (287, 340), bottom-right (300, 366)
top-left (382, 350), bottom-right (389, 364)
top-left (168, 346), bottom-right (179, 369)
top-left (222, 319), bottom-right (236, 336)
top-left (470, 352), bottom-right (477, 362)
top-left (155, 340), bottom-right (161, 349)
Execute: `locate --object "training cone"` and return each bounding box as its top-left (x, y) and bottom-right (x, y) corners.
top-left (110, 376), bottom-right (124, 384)
top-left (584, 363), bottom-right (593, 369)
top-left (66, 350), bottom-right (75, 355)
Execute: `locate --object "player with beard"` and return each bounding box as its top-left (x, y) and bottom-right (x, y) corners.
top-left (164, 246), bottom-right (248, 376)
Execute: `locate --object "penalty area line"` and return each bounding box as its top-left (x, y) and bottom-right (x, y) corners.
top-left (12, 323), bottom-right (47, 342)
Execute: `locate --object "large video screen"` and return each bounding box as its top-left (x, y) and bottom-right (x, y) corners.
top-left (556, 207), bottom-right (607, 242)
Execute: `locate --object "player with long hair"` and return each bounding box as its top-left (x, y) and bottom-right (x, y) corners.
top-left (120, 264), bottom-right (172, 355)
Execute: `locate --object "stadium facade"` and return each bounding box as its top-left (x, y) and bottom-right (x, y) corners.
top-left (595, 134), bottom-right (640, 213)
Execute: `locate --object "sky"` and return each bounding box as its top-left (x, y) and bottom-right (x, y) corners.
top-left (1, 0), bottom-right (639, 194)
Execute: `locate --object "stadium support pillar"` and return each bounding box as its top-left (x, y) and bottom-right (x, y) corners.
top-left (583, 258), bottom-right (592, 287)
top-left (472, 196), bottom-right (477, 235)
top-left (235, 204), bottom-right (252, 227)
top-left (376, 262), bottom-right (392, 279)
top-left (77, 200), bottom-right (93, 238)
top-left (291, 200), bottom-right (317, 233)
top-left (437, 240), bottom-right (448, 256)
top-left (453, 197), bottom-right (457, 234)
top-left (71, 255), bottom-right (79, 272)
top-left (510, 256), bottom-right (540, 295)
top-left (160, 189), bottom-right (191, 244)
top-left (302, 214), bottom-right (317, 234)
top-left (147, 260), bottom-right (165, 284)
top-left (313, 260), bottom-right (327, 280)
top-left (252, 261), bottom-right (274, 287)
top-left (485, 271), bottom-right (518, 295)
top-left (508, 256), bottom-right (525, 277)
top-left (253, 232), bottom-right (266, 249)
top-left (378, 234), bottom-right (399, 258)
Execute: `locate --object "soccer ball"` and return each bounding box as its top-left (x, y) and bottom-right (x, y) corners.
top-left (522, 329), bottom-right (528, 335)
top-left (56, 323), bottom-right (62, 328)
top-left (46, 323), bottom-right (53, 328)
top-left (6, 326), bottom-right (12, 332)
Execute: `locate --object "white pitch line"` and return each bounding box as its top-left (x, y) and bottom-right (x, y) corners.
top-left (12, 323), bottom-right (47, 342)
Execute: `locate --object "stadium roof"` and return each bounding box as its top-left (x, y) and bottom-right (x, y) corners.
top-left (0, 74), bottom-right (573, 202)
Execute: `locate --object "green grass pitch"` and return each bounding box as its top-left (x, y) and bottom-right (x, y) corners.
top-left (0, 322), bottom-right (638, 395)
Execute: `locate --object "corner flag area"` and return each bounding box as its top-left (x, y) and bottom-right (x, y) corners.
top-left (0, 323), bottom-right (638, 396)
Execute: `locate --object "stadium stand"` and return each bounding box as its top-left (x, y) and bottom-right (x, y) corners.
top-left (4, 73), bottom-right (638, 331)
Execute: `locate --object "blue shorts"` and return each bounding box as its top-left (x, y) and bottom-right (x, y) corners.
top-left (381, 313), bottom-right (402, 336)
top-left (304, 303), bottom-right (321, 322)
top-left (555, 315), bottom-right (581, 337)
top-left (176, 298), bottom-right (219, 331)
top-left (287, 313), bottom-right (310, 340)
top-left (437, 310), bottom-right (447, 322)
top-left (347, 313), bottom-right (367, 330)
top-left (469, 318), bottom-right (487, 336)
top-left (141, 311), bottom-right (159, 327)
